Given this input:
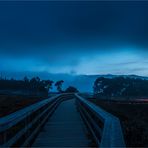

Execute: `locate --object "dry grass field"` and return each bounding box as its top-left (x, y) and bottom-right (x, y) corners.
top-left (0, 95), bottom-right (48, 117)
top-left (91, 99), bottom-right (148, 147)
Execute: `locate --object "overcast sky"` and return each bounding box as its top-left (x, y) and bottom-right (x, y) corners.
top-left (0, 1), bottom-right (148, 76)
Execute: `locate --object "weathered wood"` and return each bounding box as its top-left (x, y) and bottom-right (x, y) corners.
top-left (0, 93), bottom-right (126, 147)
top-left (75, 93), bottom-right (126, 148)
top-left (33, 99), bottom-right (89, 147)
top-left (0, 94), bottom-right (61, 146)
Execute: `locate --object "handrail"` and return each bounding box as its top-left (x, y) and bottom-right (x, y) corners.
top-left (0, 94), bottom-right (61, 132)
top-left (75, 93), bottom-right (125, 147)
top-left (0, 94), bottom-right (63, 147)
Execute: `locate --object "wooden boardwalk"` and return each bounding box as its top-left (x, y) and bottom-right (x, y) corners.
top-left (33, 98), bottom-right (90, 147)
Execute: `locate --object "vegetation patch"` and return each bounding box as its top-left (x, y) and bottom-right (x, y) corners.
top-left (93, 77), bottom-right (148, 98)
top-left (91, 99), bottom-right (148, 147)
top-left (0, 95), bottom-right (48, 117)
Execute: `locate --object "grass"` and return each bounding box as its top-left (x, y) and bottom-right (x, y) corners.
top-left (0, 95), bottom-right (48, 117)
top-left (90, 98), bottom-right (148, 147)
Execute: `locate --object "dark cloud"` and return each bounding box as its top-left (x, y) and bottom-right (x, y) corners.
top-left (0, 1), bottom-right (148, 50)
top-left (0, 1), bottom-right (148, 75)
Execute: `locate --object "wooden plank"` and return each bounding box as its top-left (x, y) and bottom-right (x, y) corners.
top-left (33, 99), bottom-right (89, 147)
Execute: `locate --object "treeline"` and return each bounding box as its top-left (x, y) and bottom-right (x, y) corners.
top-left (0, 77), bottom-right (79, 94)
top-left (93, 77), bottom-right (148, 98)
top-left (0, 77), bottom-right (53, 94)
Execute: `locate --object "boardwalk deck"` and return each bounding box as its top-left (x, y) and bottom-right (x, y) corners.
top-left (32, 98), bottom-right (90, 147)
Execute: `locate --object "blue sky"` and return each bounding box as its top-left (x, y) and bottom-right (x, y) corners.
top-left (0, 1), bottom-right (148, 76)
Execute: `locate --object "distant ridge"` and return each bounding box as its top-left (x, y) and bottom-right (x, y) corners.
top-left (1, 71), bottom-right (148, 92)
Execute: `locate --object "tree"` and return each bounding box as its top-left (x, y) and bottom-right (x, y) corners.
top-left (55, 80), bottom-right (64, 93)
top-left (65, 86), bottom-right (79, 93)
top-left (24, 76), bottom-right (29, 83)
top-left (93, 76), bottom-right (148, 98)
top-left (30, 77), bottom-right (38, 89)
top-left (42, 80), bottom-right (54, 92)
top-left (93, 77), bottom-right (105, 94)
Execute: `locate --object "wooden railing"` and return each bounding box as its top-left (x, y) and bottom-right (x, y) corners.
top-left (0, 94), bottom-right (66, 147)
top-left (0, 93), bottom-right (125, 147)
top-left (75, 93), bottom-right (125, 147)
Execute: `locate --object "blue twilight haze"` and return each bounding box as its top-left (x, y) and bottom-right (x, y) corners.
top-left (0, 1), bottom-right (148, 76)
